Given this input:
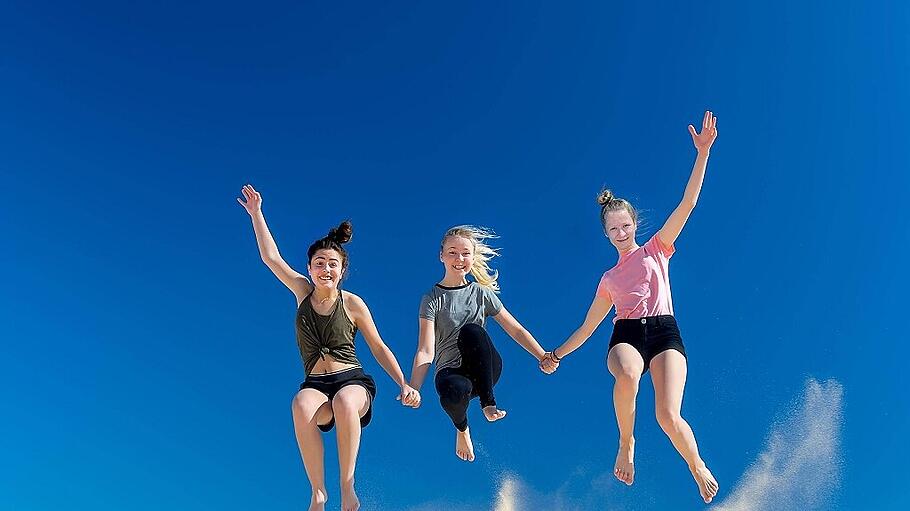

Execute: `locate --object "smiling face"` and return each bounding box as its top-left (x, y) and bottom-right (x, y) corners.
top-left (440, 235), bottom-right (474, 281)
top-left (604, 210), bottom-right (637, 251)
top-left (308, 248), bottom-right (344, 290)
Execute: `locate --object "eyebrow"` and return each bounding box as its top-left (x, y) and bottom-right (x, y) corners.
top-left (314, 256), bottom-right (341, 262)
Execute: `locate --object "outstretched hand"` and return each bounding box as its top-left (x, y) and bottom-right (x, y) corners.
top-left (539, 352), bottom-right (559, 374)
top-left (237, 184), bottom-right (262, 215)
top-left (397, 384), bottom-right (422, 408)
top-left (688, 111), bottom-right (718, 153)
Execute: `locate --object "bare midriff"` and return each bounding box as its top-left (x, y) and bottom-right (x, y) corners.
top-left (308, 354), bottom-right (360, 375)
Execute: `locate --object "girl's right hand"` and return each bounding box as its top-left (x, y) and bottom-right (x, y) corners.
top-left (539, 353), bottom-right (559, 374)
top-left (237, 184), bottom-right (262, 215)
top-left (398, 384), bottom-right (422, 408)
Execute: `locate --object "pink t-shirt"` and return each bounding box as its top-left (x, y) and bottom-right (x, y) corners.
top-left (596, 234), bottom-right (675, 323)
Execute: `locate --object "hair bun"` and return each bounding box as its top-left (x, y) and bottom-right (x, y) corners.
top-left (327, 220), bottom-right (353, 244)
top-left (597, 189), bottom-right (615, 206)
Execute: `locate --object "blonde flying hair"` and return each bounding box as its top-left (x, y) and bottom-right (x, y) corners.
top-left (441, 225), bottom-right (501, 292)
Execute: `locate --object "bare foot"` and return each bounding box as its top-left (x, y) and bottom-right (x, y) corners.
top-left (690, 463), bottom-right (719, 503)
top-left (455, 427), bottom-right (476, 462)
top-left (482, 405), bottom-right (507, 422)
top-left (309, 488), bottom-right (328, 511)
top-left (613, 437), bottom-right (635, 485)
top-left (340, 480), bottom-right (360, 511)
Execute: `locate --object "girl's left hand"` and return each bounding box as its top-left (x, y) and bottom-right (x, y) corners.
top-left (539, 353), bottom-right (559, 374)
top-left (689, 110), bottom-right (718, 153)
top-left (398, 384), bottom-right (421, 408)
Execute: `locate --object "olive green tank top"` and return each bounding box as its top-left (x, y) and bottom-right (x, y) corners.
top-left (295, 292), bottom-right (361, 375)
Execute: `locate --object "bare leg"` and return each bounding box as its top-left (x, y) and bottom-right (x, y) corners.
top-left (291, 389), bottom-right (334, 511)
top-left (650, 350), bottom-right (719, 503)
top-left (606, 343), bottom-right (644, 486)
top-left (332, 385), bottom-right (370, 511)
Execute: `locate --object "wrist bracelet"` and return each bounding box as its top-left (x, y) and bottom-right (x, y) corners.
top-left (551, 349), bottom-right (562, 362)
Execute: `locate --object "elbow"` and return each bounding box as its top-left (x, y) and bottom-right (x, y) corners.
top-left (417, 349), bottom-right (434, 363)
top-left (260, 254), bottom-right (280, 267)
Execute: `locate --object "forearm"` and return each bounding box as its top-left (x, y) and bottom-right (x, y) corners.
top-left (409, 351), bottom-right (434, 390)
top-left (511, 328), bottom-right (547, 361)
top-left (369, 344), bottom-right (408, 387)
top-left (555, 326), bottom-right (595, 359)
top-left (681, 151), bottom-right (710, 207)
top-left (248, 210), bottom-right (282, 262)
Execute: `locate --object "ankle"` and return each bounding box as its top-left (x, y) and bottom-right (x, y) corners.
top-left (688, 460), bottom-right (707, 472)
top-left (311, 488), bottom-right (328, 502)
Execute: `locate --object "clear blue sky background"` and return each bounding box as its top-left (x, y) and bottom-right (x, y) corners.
top-left (2, 1), bottom-right (907, 510)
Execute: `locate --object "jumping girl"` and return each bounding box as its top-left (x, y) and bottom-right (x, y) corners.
top-left (407, 226), bottom-right (553, 462)
top-left (541, 111), bottom-right (721, 503)
top-left (238, 184), bottom-right (419, 511)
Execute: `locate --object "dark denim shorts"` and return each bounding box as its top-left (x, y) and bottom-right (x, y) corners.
top-left (299, 367), bottom-right (376, 432)
top-left (608, 315), bottom-right (687, 374)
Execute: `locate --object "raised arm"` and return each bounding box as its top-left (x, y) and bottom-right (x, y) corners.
top-left (407, 318), bottom-right (436, 403)
top-left (237, 184), bottom-right (312, 301)
top-left (656, 111), bottom-right (718, 247)
top-left (491, 307), bottom-right (548, 362)
top-left (345, 293), bottom-right (420, 407)
top-left (548, 295), bottom-right (614, 367)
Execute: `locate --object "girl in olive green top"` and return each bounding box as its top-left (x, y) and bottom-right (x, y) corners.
top-left (238, 184), bottom-right (419, 511)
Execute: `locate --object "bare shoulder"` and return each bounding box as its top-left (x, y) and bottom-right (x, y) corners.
top-left (342, 290), bottom-right (367, 307)
top-left (341, 290), bottom-right (370, 320)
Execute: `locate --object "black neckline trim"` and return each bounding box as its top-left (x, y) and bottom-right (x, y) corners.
top-left (435, 282), bottom-right (472, 290)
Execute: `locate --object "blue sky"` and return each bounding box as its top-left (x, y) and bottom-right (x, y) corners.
top-left (2, 1), bottom-right (908, 509)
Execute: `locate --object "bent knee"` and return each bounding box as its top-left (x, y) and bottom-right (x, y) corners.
top-left (331, 393), bottom-right (366, 416)
top-left (613, 366), bottom-right (642, 386)
top-left (292, 393), bottom-right (326, 420)
top-left (438, 390), bottom-right (470, 409)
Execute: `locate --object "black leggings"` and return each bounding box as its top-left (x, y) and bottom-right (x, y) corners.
top-left (434, 323), bottom-right (503, 431)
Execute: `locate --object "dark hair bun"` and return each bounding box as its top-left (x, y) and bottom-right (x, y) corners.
top-left (597, 189), bottom-right (615, 206)
top-left (326, 220), bottom-right (353, 244)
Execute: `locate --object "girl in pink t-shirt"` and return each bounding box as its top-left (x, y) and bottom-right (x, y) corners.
top-left (541, 111), bottom-right (720, 504)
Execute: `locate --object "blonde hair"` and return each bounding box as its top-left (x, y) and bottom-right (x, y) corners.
top-left (441, 225), bottom-right (501, 292)
top-left (597, 188), bottom-right (638, 232)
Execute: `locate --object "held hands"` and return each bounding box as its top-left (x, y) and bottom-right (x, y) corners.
top-left (237, 184), bottom-right (263, 215)
top-left (538, 351), bottom-right (560, 374)
top-left (397, 383), bottom-right (421, 408)
top-left (688, 110), bottom-right (718, 154)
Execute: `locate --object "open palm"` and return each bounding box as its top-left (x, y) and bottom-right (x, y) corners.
top-left (237, 184), bottom-right (262, 215)
top-left (688, 110), bottom-right (718, 152)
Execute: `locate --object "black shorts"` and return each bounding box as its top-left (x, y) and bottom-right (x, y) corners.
top-left (299, 367), bottom-right (377, 432)
top-left (608, 315), bottom-right (687, 374)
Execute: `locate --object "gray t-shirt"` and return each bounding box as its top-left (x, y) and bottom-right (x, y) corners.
top-left (419, 282), bottom-right (504, 375)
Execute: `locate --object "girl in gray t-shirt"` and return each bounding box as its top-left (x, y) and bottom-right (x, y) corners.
top-left (403, 225), bottom-right (554, 462)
